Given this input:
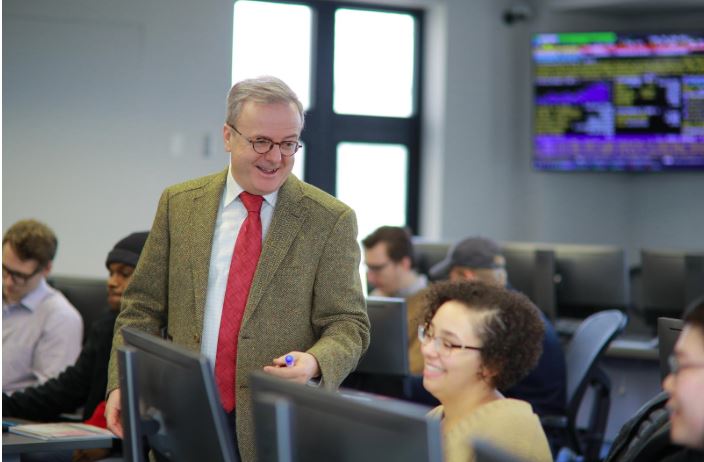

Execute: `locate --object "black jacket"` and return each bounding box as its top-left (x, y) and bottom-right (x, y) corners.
top-left (504, 311), bottom-right (567, 417)
top-left (3, 309), bottom-right (117, 422)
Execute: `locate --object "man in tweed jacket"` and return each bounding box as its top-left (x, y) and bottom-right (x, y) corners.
top-left (104, 76), bottom-right (370, 462)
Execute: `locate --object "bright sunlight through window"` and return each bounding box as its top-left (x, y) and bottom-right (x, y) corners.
top-left (334, 9), bottom-right (415, 117)
top-left (336, 142), bottom-right (408, 243)
top-left (232, 1), bottom-right (312, 109)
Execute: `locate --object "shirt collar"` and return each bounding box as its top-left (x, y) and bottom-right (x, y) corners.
top-left (8, 277), bottom-right (52, 312)
top-left (224, 162), bottom-right (278, 209)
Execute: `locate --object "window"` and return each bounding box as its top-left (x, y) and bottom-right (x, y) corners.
top-left (232, 0), bottom-right (422, 235)
top-left (232, 1), bottom-right (313, 108)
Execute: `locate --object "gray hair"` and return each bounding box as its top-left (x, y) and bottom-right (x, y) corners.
top-left (226, 76), bottom-right (305, 129)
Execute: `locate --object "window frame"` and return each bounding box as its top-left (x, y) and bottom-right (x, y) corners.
top-left (234, 0), bottom-right (424, 232)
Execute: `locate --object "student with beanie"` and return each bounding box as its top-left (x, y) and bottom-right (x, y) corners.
top-left (2, 232), bottom-right (148, 425)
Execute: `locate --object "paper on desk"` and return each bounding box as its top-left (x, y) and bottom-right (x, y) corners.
top-left (9, 423), bottom-right (114, 441)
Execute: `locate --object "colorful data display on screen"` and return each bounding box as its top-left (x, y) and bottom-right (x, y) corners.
top-left (532, 32), bottom-right (704, 171)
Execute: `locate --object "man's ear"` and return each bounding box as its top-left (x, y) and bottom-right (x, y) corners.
top-left (223, 124), bottom-right (233, 150)
top-left (401, 256), bottom-right (412, 270)
top-left (460, 267), bottom-right (478, 281)
top-left (42, 260), bottom-right (53, 277)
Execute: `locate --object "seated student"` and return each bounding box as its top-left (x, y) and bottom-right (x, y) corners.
top-left (427, 237), bottom-right (567, 418)
top-left (661, 298), bottom-right (704, 461)
top-left (3, 219), bottom-right (83, 393)
top-left (362, 226), bottom-right (428, 298)
top-left (420, 280), bottom-right (552, 462)
top-left (3, 232), bottom-right (148, 461)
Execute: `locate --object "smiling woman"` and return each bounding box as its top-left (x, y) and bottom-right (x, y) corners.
top-left (419, 280), bottom-right (552, 462)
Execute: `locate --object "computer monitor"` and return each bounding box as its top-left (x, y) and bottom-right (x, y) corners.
top-left (641, 250), bottom-right (704, 325)
top-left (499, 242), bottom-right (557, 320)
top-left (657, 317), bottom-right (684, 381)
top-left (472, 438), bottom-right (529, 462)
top-left (356, 296), bottom-right (409, 375)
top-left (251, 391), bottom-right (294, 462)
top-left (250, 371), bottom-right (443, 462)
top-left (118, 327), bottom-right (237, 462)
top-left (552, 244), bottom-right (628, 319)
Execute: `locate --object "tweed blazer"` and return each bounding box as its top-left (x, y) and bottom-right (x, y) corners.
top-left (107, 169), bottom-right (370, 462)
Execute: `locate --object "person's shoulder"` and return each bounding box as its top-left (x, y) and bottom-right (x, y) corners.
top-left (163, 169), bottom-right (227, 198)
top-left (285, 175), bottom-right (352, 216)
top-left (477, 398), bottom-right (537, 420)
top-left (91, 310), bottom-right (118, 334)
top-left (43, 287), bottom-right (82, 321)
top-left (427, 404), bottom-right (444, 419)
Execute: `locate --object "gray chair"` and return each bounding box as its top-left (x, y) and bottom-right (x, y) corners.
top-left (543, 309), bottom-right (628, 462)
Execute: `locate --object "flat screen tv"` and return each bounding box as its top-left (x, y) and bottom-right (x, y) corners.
top-left (532, 31), bottom-right (704, 171)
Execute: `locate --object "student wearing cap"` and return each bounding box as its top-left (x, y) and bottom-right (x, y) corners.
top-left (3, 232), bottom-right (148, 426)
top-left (423, 236), bottom-right (567, 419)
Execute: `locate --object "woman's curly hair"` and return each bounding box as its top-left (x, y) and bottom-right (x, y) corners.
top-left (422, 280), bottom-right (545, 391)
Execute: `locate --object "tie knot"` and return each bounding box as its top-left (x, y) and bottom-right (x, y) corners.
top-left (240, 191), bottom-right (264, 213)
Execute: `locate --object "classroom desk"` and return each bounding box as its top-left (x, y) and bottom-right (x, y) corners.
top-left (2, 430), bottom-right (114, 462)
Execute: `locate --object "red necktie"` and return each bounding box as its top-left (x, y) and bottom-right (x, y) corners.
top-left (215, 191), bottom-right (264, 412)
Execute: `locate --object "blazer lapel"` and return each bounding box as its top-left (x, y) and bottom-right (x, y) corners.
top-left (243, 175), bottom-right (306, 325)
top-left (190, 169), bottom-right (228, 331)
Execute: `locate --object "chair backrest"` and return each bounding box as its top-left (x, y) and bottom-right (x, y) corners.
top-left (603, 391), bottom-right (684, 462)
top-left (565, 309), bottom-right (628, 408)
top-left (657, 317), bottom-right (684, 380)
top-left (48, 275), bottom-right (108, 339)
top-left (411, 240), bottom-right (450, 280)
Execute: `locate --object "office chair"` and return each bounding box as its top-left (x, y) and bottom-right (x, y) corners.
top-left (48, 275), bottom-right (108, 341)
top-left (411, 239), bottom-right (450, 281)
top-left (543, 309), bottom-right (628, 462)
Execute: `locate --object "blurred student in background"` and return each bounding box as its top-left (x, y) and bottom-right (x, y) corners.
top-left (3, 232), bottom-right (148, 462)
top-left (362, 226), bottom-right (429, 376)
top-left (3, 219), bottom-right (83, 393)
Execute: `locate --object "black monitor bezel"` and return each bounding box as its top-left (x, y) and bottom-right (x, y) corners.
top-left (118, 327), bottom-right (237, 462)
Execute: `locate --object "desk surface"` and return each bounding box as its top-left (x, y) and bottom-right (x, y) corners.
top-left (607, 337), bottom-right (659, 361)
top-left (3, 431), bottom-right (114, 461)
top-left (556, 316), bottom-right (660, 361)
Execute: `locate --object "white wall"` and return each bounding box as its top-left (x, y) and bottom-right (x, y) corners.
top-left (3, 0), bottom-right (234, 276)
top-left (3, 0), bottom-right (703, 277)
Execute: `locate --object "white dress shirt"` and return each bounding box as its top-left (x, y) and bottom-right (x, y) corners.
top-left (2, 278), bottom-right (83, 393)
top-left (201, 164), bottom-right (278, 369)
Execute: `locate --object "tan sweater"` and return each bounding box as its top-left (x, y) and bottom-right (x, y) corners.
top-left (428, 399), bottom-right (552, 462)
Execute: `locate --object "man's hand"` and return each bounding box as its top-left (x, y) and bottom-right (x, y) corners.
top-left (104, 388), bottom-right (123, 438)
top-left (262, 351), bottom-right (320, 384)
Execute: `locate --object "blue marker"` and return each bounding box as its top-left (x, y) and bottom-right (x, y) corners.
top-left (284, 354), bottom-right (295, 367)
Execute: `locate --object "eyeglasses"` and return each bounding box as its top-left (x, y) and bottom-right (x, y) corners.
top-left (227, 124), bottom-right (302, 157)
top-left (668, 355), bottom-right (704, 376)
top-left (2, 263), bottom-right (42, 285)
top-left (418, 324), bottom-right (482, 357)
top-left (366, 261), bottom-right (392, 273)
